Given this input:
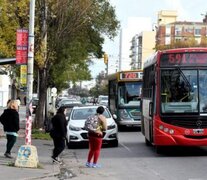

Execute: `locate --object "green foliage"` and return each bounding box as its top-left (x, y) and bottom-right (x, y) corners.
top-left (155, 36), bottom-right (207, 51)
top-left (89, 71), bottom-right (108, 97)
top-left (0, 0), bottom-right (29, 58)
top-left (32, 129), bottom-right (51, 140)
top-left (40, 0), bottom-right (120, 90)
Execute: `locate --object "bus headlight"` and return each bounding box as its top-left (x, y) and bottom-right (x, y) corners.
top-left (169, 129), bottom-right (174, 134)
top-left (119, 109), bottom-right (130, 119)
top-left (159, 124), bottom-right (174, 135)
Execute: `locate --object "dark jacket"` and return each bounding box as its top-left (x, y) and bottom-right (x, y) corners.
top-left (0, 109), bottom-right (20, 132)
top-left (50, 113), bottom-right (67, 138)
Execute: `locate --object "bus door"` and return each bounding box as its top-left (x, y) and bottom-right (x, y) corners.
top-left (143, 70), bottom-right (156, 144)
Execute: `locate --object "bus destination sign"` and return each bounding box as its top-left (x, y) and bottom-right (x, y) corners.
top-left (120, 72), bottom-right (142, 80)
top-left (160, 52), bottom-right (207, 67)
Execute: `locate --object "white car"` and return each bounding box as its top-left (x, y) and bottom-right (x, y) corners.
top-left (66, 105), bottom-right (118, 148)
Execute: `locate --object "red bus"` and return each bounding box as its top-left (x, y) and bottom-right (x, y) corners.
top-left (141, 48), bottom-right (207, 152)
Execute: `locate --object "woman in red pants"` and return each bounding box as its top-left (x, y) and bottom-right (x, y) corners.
top-left (86, 106), bottom-right (107, 168)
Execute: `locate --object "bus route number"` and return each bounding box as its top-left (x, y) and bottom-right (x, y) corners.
top-left (120, 72), bottom-right (141, 80)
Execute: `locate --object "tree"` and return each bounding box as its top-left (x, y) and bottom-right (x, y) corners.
top-left (34, 0), bottom-right (120, 128)
top-left (0, 0), bottom-right (30, 97)
top-left (155, 36), bottom-right (207, 51)
top-left (0, 0), bottom-right (119, 128)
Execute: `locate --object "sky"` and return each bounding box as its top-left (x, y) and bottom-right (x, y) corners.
top-left (84, 0), bottom-right (207, 88)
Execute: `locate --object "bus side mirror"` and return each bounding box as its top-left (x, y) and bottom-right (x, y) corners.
top-left (149, 102), bottom-right (153, 117)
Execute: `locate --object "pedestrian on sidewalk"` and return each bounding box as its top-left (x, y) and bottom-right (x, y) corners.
top-left (50, 106), bottom-right (67, 164)
top-left (0, 100), bottom-right (20, 158)
top-left (85, 106), bottom-right (107, 168)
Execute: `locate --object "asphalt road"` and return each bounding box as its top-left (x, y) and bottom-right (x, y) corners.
top-left (67, 128), bottom-right (207, 180)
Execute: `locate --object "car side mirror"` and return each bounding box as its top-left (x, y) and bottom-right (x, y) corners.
top-left (113, 114), bottom-right (117, 120)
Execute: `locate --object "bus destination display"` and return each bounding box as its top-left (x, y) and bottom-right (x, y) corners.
top-left (120, 72), bottom-right (142, 80)
top-left (160, 52), bottom-right (207, 66)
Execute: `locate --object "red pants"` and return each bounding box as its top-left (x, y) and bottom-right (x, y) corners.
top-left (87, 136), bottom-right (103, 164)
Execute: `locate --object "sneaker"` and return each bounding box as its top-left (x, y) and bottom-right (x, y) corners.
top-left (52, 157), bottom-right (63, 165)
top-left (92, 163), bottom-right (101, 168)
top-left (85, 162), bottom-right (92, 168)
top-left (4, 153), bottom-right (13, 159)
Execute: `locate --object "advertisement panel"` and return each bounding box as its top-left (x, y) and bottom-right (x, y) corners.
top-left (16, 29), bottom-right (28, 64)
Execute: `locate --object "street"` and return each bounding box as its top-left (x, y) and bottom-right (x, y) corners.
top-left (65, 128), bottom-right (207, 180)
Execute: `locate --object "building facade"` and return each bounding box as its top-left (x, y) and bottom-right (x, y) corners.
top-left (156, 10), bottom-right (207, 47)
top-left (130, 31), bottom-right (156, 70)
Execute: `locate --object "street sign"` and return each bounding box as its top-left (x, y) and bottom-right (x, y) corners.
top-left (16, 29), bottom-right (28, 65)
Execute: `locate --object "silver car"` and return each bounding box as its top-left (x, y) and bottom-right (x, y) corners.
top-left (66, 105), bottom-right (118, 148)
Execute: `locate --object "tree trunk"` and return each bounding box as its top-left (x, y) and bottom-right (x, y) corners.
top-left (34, 68), bottom-right (47, 129)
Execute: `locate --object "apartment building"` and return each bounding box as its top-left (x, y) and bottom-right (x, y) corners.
top-left (156, 10), bottom-right (207, 46)
top-left (130, 31), bottom-right (156, 70)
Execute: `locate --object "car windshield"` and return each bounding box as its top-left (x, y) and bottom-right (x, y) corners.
top-left (71, 107), bottom-right (111, 120)
top-left (161, 69), bottom-right (207, 113)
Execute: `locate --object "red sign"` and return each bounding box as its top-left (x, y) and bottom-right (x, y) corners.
top-left (16, 29), bottom-right (28, 64)
top-left (16, 29), bottom-right (28, 46)
top-left (160, 52), bottom-right (207, 67)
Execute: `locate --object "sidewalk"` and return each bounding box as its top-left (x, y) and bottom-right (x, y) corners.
top-left (0, 106), bottom-right (109, 180)
top-left (0, 106), bottom-right (67, 180)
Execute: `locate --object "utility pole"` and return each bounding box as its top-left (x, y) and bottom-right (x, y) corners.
top-left (25, 0), bottom-right (35, 145)
top-left (15, 0), bottom-right (39, 168)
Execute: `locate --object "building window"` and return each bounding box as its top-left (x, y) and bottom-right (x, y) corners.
top-left (184, 27), bottom-right (194, 33)
top-left (175, 27), bottom-right (182, 36)
top-left (165, 37), bottom-right (171, 44)
top-left (166, 26), bottom-right (171, 36)
top-left (194, 28), bottom-right (201, 36)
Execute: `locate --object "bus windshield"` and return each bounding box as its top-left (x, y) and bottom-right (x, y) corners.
top-left (118, 82), bottom-right (142, 106)
top-left (161, 69), bottom-right (207, 113)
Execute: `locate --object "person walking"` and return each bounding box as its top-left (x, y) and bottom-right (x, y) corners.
top-left (50, 107), bottom-right (67, 164)
top-left (0, 100), bottom-right (20, 158)
top-left (86, 106), bottom-right (107, 168)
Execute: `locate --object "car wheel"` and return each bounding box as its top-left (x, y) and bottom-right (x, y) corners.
top-left (66, 140), bottom-right (73, 149)
top-left (111, 139), bottom-right (118, 147)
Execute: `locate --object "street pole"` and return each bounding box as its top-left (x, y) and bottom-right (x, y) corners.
top-left (25, 0), bottom-right (35, 146)
top-left (15, 0), bottom-right (39, 168)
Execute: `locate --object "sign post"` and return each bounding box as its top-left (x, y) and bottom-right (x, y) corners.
top-left (15, 0), bottom-right (39, 168)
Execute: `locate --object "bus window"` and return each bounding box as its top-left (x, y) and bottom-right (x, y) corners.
top-left (199, 70), bottom-right (207, 112)
top-left (118, 82), bottom-right (142, 106)
top-left (161, 69), bottom-right (198, 113)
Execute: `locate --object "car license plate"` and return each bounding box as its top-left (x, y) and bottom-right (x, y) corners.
top-left (193, 129), bottom-right (204, 134)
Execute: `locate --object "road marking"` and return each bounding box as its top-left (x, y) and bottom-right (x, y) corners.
top-left (119, 142), bottom-right (131, 152)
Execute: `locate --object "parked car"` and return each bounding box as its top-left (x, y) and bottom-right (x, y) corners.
top-left (66, 105), bottom-right (118, 148)
top-left (57, 98), bottom-right (81, 109)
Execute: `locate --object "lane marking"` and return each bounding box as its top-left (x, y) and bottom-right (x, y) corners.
top-left (119, 142), bottom-right (132, 152)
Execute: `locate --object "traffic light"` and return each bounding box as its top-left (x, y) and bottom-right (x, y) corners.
top-left (104, 53), bottom-right (108, 64)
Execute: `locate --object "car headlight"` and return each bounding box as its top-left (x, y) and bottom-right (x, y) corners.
top-left (107, 124), bottom-right (116, 130)
top-left (69, 125), bottom-right (82, 131)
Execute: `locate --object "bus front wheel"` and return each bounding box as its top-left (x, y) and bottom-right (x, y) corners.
top-left (145, 138), bottom-right (152, 146)
top-left (155, 146), bottom-right (163, 154)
